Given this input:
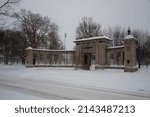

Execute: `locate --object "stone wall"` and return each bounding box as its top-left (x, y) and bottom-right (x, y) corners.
top-left (107, 46), bottom-right (124, 65)
top-left (25, 48), bottom-right (76, 67)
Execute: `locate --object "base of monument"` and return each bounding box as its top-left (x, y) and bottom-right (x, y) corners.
top-left (124, 66), bottom-right (138, 72)
top-left (75, 64), bottom-right (90, 70)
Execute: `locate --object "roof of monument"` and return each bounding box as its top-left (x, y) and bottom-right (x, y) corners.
top-left (74, 35), bottom-right (113, 42)
top-left (26, 47), bottom-right (32, 50)
top-left (124, 34), bottom-right (136, 40)
top-left (26, 48), bottom-right (75, 52)
top-left (108, 45), bottom-right (125, 49)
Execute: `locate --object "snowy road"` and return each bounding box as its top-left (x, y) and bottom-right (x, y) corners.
top-left (0, 65), bottom-right (150, 100)
top-left (0, 74), bottom-right (150, 100)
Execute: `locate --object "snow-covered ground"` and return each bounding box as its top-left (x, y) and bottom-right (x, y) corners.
top-left (0, 65), bottom-right (150, 99)
top-left (0, 87), bottom-right (42, 100)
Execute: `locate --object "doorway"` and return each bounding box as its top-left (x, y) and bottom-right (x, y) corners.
top-left (84, 53), bottom-right (92, 69)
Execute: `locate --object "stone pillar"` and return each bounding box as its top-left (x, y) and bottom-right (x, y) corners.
top-left (26, 47), bottom-right (33, 67)
top-left (75, 44), bottom-right (81, 68)
top-left (80, 47), bottom-right (84, 67)
top-left (66, 53), bottom-right (68, 65)
top-left (44, 53), bottom-right (47, 64)
top-left (73, 52), bottom-right (75, 65)
top-left (52, 55), bottom-right (54, 65)
top-left (37, 53), bottom-right (40, 65)
top-left (120, 51), bottom-right (124, 65)
top-left (114, 52), bottom-right (116, 65)
top-left (95, 42), bottom-right (108, 69)
top-left (95, 42), bottom-right (99, 66)
top-left (124, 35), bottom-right (138, 72)
top-left (59, 54), bottom-right (62, 65)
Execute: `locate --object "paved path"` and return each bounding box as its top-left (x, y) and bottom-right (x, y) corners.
top-left (0, 76), bottom-right (150, 100)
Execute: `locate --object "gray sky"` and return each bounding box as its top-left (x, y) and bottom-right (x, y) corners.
top-left (17, 0), bottom-right (150, 49)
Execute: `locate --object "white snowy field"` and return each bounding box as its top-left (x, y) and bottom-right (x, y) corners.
top-left (0, 88), bottom-right (43, 100)
top-left (0, 65), bottom-right (150, 100)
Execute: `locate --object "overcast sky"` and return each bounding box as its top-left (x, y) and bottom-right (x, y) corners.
top-left (17, 0), bottom-right (150, 49)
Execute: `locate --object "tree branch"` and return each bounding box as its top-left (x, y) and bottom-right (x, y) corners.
top-left (0, 0), bottom-right (10, 9)
top-left (0, 0), bottom-right (20, 9)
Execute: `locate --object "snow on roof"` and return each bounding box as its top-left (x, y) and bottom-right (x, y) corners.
top-left (74, 35), bottom-right (113, 42)
top-left (26, 47), bottom-right (32, 50)
top-left (108, 45), bottom-right (125, 49)
top-left (25, 47), bottom-right (75, 52)
top-left (124, 34), bottom-right (136, 40)
top-left (31, 48), bottom-right (75, 52)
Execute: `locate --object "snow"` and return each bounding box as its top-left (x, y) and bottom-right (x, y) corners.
top-left (74, 35), bottom-right (112, 42)
top-left (0, 65), bottom-right (150, 99)
top-left (26, 47), bottom-right (32, 50)
top-left (124, 34), bottom-right (136, 39)
top-left (30, 48), bottom-right (75, 52)
top-left (108, 45), bottom-right (124, 49)
top-left (0, 87), bottom-right (43, 100)
top-left (26, 47), bottom-right (75, 52)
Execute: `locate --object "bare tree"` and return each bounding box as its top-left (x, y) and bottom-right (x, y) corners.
top-left (103, 27), bottom-right (113, 38)
top-left (0, 29), bottom-right (12, 64)
top-left (112, 26), bottom-right (126, 46)
top-left (13, 9), bottom-right (63, 49)
top-left (103, 26), bottom-right (126, 47)
top-left (0, 29), bottom-right (27, 64)
top-left (48, 23), bottom-right (63, 49)
top-left (9, 30), bottom-right (27, 64)
top-left (132, 29), bottom-right (150, 68)
top-left (0, 0), bottom-right (20, 16)
top-left (14, 9), bottom-right (50, 48)
top-left (0, 0), bottom-right (21, 29)
top-left (76, 17), bottom-right (102, 39)
top-left (143, 36), bottom-right (150, 67)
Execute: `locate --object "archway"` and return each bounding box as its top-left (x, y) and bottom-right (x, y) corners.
top-left (84, 53), bottom-right (92, 70)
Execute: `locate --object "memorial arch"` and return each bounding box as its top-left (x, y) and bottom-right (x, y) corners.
top-left (74, 34), bottom-right (138, 72)
top-left (26, 34), bottom-right (138, 72)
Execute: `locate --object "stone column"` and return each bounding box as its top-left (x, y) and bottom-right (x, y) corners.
top-left (26, 47), bottom-right (33, 67)
top-left (44, 53), bottom-right (47, 64)
top-left (120, 51), bottom-right (124, 65)
top-left (59, 54), bottom-right (62, 65)
top-left (73, 52), bottom-right (76, 65)
top-left (80, 47), bottom-right (84, 67)
top-left (124, 35), bottom-right (138, 72)
top-left (95, 42), bottom-right (108, 69)
top-left (37, 53), bottom-right (40, 65)
top-left (114, 52), bottom-right (116, 65)
top-left (52, 55), bottom-right (54, 65)
top-left (75, 44), bottom-right (80, 68)
top-left (66, 53), bottom-right (68, 65)
top-left (95, 42), bottom-right (99, 66)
